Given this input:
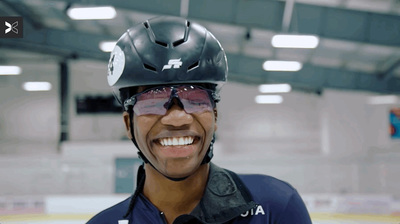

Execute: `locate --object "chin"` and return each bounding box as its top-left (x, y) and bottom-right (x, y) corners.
top-left (163, 159), bottom-right (202, 177)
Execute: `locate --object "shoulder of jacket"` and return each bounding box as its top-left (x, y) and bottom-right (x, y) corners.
top-left (238, 173), bottom-right (296, 191)
top-left (237, 173), bottom-right (298, 205)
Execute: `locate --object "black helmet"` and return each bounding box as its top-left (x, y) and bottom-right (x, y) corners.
top-left (107, 16), bottom-right (228, 104)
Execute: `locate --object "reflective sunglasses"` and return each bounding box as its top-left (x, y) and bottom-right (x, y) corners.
top-left (124, 85), bottom-right (220, 116)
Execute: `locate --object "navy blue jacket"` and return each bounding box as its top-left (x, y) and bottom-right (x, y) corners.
top-left (87, 163), bottom-right (312, 224)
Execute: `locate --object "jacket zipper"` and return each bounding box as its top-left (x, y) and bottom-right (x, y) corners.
top-left (160, 211), bottom-right (168, 224)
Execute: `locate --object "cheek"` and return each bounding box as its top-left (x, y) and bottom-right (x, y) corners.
top-left (134, 115), bottom-right (155, 145)
top-left (197, 113), bottom-right (217, 137)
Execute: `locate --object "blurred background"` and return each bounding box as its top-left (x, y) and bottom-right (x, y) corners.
top-left (1, 0), bottom-right (400, 223)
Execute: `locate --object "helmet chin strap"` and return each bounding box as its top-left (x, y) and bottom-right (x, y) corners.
top-left (127, 106), bottom-right (214, 182)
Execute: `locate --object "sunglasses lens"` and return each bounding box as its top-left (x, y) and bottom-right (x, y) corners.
top-left (134, 88), bottom-right (170, 115)
top-left (177, 87), bottom-right (213, 114)
top-left (132, 86), bottom-right (214, 116)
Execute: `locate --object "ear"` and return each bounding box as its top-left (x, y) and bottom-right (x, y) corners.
top-left (122, 111), bottom-right (133, 139)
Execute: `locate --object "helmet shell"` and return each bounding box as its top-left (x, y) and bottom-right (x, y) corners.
top-left (107, 16), bottom-right (228, 103)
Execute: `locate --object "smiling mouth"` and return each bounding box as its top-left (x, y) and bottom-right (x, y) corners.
top-left (156, 136), bottom-right (197, 146)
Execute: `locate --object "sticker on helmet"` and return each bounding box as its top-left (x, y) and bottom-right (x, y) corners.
top-left (162, 58), bottom-right (182, 71)
top-left (107, 45), bottom-right (125, 86)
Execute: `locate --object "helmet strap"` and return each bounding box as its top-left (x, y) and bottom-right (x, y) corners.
top-left (128, 106), bottom-right (150, 164)
top-left (201, 134), bottom-right (215, 164)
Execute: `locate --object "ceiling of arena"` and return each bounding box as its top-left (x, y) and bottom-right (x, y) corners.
top-left (1, 0), bottom-right (400, 94)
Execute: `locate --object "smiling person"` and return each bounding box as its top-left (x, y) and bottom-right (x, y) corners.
top-left (86, 16), bottom-right (312, 224)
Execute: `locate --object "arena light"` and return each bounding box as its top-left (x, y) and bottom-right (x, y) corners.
top-left (263, 60), bottom-right (302, 72)
top-left (22, 82), bottom-right (52, 91)
top-left (272, 34), bottom-right (319, 48)
top-left (367, 95), bottom-right (398, 105)
top-left (0, 65), bottom-right (22, 75)
top-left (255, 95), bottom-right (283, 104)
top-left (259, 84), bottom-right (291, 93)
top-left (99, 41), bottom-right (117, 52)
top-left (67, 6), bottom-right (116, 20)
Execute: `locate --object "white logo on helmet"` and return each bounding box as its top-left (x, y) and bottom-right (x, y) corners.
top-left (107, 45), bottom-right (125, 86)
top-left (162, 58), bottom-right (182, 71)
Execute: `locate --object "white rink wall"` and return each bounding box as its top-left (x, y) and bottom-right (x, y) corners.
top-left (0, 60), bottom-right (400, 215)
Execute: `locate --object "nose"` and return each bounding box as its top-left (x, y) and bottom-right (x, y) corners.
top-left (161, 99), bottom-right (193, 127)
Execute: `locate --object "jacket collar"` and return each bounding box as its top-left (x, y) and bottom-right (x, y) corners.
top-left (174, 163), bottom-right (257, 224)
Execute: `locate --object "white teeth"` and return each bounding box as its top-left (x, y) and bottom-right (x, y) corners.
top-left (159, 136), bottom-right (194, 146)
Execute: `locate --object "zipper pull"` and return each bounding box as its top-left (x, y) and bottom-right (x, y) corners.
top-left (160, 211), bottom-right (168, 224)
